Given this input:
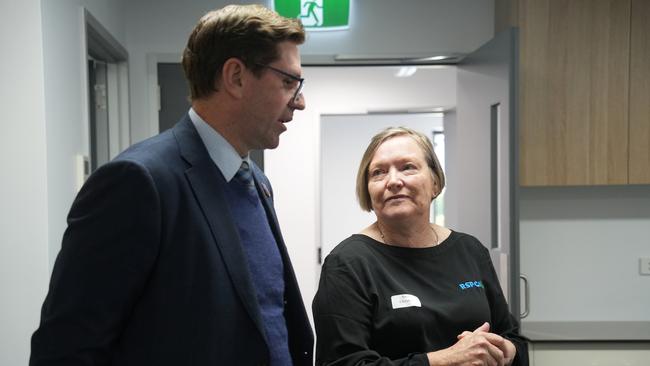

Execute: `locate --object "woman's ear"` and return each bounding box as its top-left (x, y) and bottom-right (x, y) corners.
top-left (220, 58), bottom-right (245, 99)
top-left (431, 175), bottom-right (439, 200)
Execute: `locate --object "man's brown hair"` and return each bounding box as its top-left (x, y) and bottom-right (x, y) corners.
top-left (182, 4), bottom-right (305, 101)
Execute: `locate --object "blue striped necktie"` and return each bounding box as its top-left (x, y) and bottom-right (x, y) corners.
top-left (234, 161), bottom-right (255, 190)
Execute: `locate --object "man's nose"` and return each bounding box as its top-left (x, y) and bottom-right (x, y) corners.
top-left (290, 93), bottom-right (306, 110)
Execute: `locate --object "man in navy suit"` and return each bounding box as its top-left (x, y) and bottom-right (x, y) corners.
top-left (30, 4), bottom-right (313, 365)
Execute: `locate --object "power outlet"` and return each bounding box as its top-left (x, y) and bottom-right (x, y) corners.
top-left (640, 258), bottom-right (650, 276)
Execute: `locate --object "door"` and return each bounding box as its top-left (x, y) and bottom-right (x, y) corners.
top-left (454, 29), bottom-right (520, 316)
top-left (88, 59), bottom-right (110, 172)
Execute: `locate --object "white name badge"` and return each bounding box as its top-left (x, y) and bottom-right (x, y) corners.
top-left (391, 294), bottom-right (422, 309)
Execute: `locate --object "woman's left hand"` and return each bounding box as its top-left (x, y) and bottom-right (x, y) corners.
top-left (457, 323), bottom-right (517, 365)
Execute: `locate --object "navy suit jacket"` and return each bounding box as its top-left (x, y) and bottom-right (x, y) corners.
top-left (30, 116), bottom-right (314, 366)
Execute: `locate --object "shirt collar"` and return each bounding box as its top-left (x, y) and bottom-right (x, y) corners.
top-left (188, 108), bottom-right (249, 182)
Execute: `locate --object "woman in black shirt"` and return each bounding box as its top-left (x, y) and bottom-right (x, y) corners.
top-left (313, 127), bottom-right (528, 366)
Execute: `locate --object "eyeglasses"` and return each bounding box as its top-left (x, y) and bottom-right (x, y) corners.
top-left (256, 63), bottom-right (305, 104)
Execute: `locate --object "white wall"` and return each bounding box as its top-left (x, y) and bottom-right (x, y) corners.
top-left (520, 186), bottom-right (650, 362)
top-left (520, 186), bottom-right (650, 323)
top-left (0, 2), bottom-right (49, 364)
top-left (0, 0), bottom-right (128, 364)
top-left (41, 0), bottom-right (128, 270)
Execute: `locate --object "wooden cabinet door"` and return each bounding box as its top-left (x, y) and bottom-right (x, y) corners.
top-left (629, 0), bottom-right (650, 184)
top-left (519, 0), bottom-right (631, 186)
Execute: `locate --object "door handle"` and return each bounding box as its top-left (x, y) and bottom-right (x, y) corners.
top-left (520, 274), bottom-right (530, 319)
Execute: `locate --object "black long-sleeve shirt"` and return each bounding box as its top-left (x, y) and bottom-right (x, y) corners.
top-left (313, 231), bottom-right (528, 366)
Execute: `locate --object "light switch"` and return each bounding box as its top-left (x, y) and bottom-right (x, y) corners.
top-left (640, 258), bottom-right (650, 276)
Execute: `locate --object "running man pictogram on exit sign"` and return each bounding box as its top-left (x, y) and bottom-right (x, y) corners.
top-left (274, 0), bottom-right (350, 31)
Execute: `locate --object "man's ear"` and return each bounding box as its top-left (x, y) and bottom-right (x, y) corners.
top-left (220, 57), bottom-right (246, 99)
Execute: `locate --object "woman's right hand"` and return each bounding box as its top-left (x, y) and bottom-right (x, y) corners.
top-left (426, 322), bottom-right (506, 366)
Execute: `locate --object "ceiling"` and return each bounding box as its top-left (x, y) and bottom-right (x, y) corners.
top-left (302, 65), bottom-right (457, 115)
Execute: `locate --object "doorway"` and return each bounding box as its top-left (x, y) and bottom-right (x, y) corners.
top-left (84, 9), bottom-right (130, 173)
top-left (296, 65), bottom-right (456, 261)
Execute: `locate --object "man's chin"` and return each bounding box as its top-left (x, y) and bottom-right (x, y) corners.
top-left (263, 138), bottom-right (281, 150)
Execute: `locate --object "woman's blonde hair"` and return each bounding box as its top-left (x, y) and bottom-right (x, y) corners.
top-left (356, 127), bottom-right (445, 212)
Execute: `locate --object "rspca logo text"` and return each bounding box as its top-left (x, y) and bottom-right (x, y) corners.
top-left (459, 281), bottom-right (484, 290)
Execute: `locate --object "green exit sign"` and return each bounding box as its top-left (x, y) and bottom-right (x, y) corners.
top-left (273, 0), bottom-right (350, 31)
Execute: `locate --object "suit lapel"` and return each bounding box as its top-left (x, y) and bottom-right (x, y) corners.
top-left (172, 116), bottom-right (267, 343)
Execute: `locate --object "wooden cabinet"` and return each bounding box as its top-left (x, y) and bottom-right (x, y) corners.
top-left (516, 0), bottom-right (650, 186)
top-left (629, 0), bottom-right (650, 184)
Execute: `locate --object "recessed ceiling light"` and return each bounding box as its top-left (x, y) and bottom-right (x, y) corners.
top-left (408, 55), bottom-right (451, 62)
top-left (395, 66), bottom-right (417, 77)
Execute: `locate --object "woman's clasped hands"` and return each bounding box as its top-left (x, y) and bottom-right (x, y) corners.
top-left (427, 322), bottom-right (517, 366)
